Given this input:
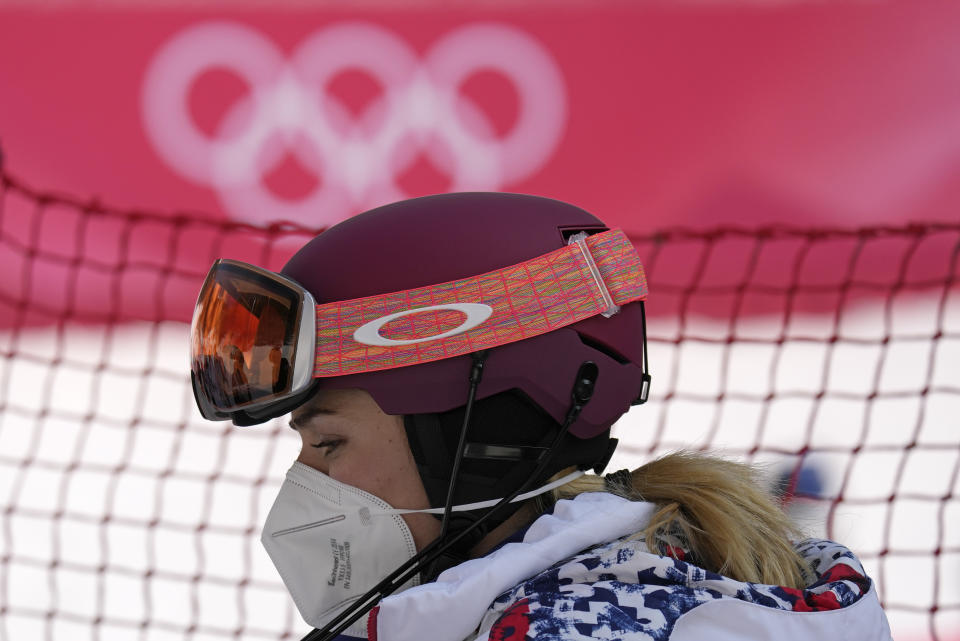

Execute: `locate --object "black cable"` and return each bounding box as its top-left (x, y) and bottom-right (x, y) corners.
top-left (301, 361), bottom-right (599, 641)
top-left (439, 351), bottom-right (488, 540)
top-left (421, 350), bottom-right (488, 581)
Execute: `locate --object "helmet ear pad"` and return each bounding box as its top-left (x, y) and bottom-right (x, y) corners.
top-left (402, 389), bottom-right (613, 546)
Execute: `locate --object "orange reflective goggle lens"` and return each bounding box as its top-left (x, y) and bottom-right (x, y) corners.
top-left (190, 261), bottom-right (312, 418)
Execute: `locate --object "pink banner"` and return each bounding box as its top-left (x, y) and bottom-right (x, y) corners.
top-left (1, 2), bottom-right (959, 326)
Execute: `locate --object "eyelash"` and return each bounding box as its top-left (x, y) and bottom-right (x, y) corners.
top-left (311, 439), bottom-right (343, 452)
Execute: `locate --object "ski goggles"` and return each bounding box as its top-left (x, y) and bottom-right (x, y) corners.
top-left (190, 228), bottom-right (648, 421)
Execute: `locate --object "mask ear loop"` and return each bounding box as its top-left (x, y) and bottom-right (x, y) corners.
top-left (301, 360), bottom-right (600, 641)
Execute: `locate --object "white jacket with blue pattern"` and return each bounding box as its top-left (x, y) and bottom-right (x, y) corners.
top-left (364, 492), bottom-right (892, 641)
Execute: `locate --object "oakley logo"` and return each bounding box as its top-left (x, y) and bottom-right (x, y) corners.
top-left (142, 21), bottom-right (566, 226)
top-left (353, 303), bottom-right (494, 347)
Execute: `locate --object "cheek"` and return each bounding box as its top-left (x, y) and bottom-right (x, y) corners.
top-left (359, 432), bottom-right (429, 510)
top-left (402, 513), bottom-right (442, 553)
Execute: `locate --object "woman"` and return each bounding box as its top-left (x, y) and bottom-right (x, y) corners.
top-left (189, 193), bottom-right (891, 640)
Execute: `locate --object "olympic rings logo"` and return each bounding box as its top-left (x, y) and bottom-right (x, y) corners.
top-left (141, 21), bottom-right (567, 226)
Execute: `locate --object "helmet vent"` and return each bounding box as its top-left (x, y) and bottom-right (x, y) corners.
top-left (559, 225), bottom-right (608, 243)
top-left (577, 333), bottom-right (630, 365)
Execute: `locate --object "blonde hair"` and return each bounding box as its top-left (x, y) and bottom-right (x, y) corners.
top-left (546, 451), bottom-right (809, 589)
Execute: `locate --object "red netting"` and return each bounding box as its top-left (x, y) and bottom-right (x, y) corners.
top-left (0, 166), bottom-right (957, 641)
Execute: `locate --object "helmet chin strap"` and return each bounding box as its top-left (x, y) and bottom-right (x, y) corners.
top-left (301, 359), bottom-right (601, 641)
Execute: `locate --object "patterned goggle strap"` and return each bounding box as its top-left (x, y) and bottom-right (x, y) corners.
top-left (313, 228), bottom-right (648, 377)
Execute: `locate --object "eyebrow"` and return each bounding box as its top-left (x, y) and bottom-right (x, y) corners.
top-left (288, 407), bottom-right (336, 431)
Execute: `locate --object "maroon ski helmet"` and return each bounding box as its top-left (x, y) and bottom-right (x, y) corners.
top-left (281, 192), bottom-right (647, 440)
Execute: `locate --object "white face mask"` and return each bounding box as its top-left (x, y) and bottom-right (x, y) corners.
top-left (262, 462), bottom-right (584, 635)
top-left (261, 462), bottom-right (420, 637)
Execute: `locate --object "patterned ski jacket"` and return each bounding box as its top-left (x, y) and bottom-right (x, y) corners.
top-left (362, 492), bottom-right (892, 641)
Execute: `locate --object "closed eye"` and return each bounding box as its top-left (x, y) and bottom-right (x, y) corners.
top-left (311, 439), bottom-right (343, 452)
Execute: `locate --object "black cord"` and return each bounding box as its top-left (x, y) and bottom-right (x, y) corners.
top-left (440, 350), bottom-right (488, 540)
top-left (301, 361), bottom-right (599, 641)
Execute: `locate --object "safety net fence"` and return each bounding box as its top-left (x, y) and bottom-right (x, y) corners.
top-left (0, 165), bottom-right (957, 641)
